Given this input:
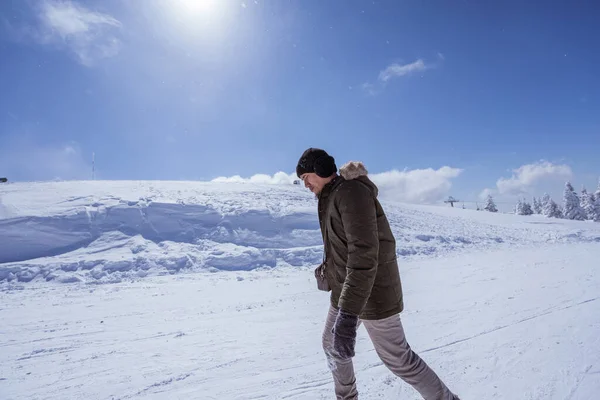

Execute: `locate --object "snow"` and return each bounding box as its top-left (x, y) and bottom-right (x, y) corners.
top-left (1, 180), bottom-right (600, 399)
top-left (2, 180), bottom-right (599, 284)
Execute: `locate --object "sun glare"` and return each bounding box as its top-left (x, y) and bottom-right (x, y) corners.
top-left (163, 0), bottom-right (236, 42)
top-left (176, 0), bottom-right (219, 14)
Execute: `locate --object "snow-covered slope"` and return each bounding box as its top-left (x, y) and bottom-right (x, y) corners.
top-left (1, 180), bottom-right (599, 284)
top-left (1, 180), bottom-right (600, 400)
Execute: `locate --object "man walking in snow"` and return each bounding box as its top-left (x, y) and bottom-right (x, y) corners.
top-left (296, 148), bottom-right (460, 400)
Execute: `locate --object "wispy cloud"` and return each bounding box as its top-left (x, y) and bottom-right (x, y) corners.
top-left (480, 160), bottom-right (573, 200)
top-left (362, 55), bottom-right (441, 95)
top-left (24, 0), bottom-right (122, 66)
top-left (361, 82), bottom-right (379, 96)
top-left (378, 59), bottom-right (427, 82)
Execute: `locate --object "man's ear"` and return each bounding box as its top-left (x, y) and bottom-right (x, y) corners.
top-left (313, 155), bottom-right (335, 177)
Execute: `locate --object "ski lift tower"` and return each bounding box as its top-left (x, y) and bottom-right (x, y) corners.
top-left (444, 196), bottom-right (459, 207)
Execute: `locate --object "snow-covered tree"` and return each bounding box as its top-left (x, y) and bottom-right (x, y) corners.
top-left (521, 201), bottom-right (534, 215)
top-left (532, 197), bottom-right (542, 214)
top-left (592, 179), bottom-right (600, 222)
top-left (514, 198), bottom-right (533, 215)
top-left (580, 187), bottom-right (595, 220)
top-left (484, 195), bottom-right (498, 212)
top-left (541, 193), bottom-right (551, 211)
top-left (514, 198), bottom-right (523, 215)
top-left (546, 199), bottom-right (563, 218)
top-left (563, 181), bottom-right (586, 220)
top-left (542, 194), bottom-right (562, 218)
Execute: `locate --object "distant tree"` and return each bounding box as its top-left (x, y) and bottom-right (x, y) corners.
top-left (514, 198), bottom-right (523, 215)
top-left (542, 194), bottom-right (562, 218)
top-left (580, 187), bottom-right (595, 220)
top-left (546, 200), bottom-right (563, 218)
top-left (514, 198), bottom-right (533, 215)
top-left (563, 181), bottom-right (586, 220)
top-left (521, 200), bottom-right (534, 216)
top-left (540, 193), bottom-right (550, 211)
top-left (592, 179), bottom-right (600, 222)
top-left (532, 197), bottom-right (542, 214)
top-left (594, 196), bottom-right (600, 223)
top-left (590, 196), bottom-right (600, 222)
top-left (484, 195), bottom-right (498, 212)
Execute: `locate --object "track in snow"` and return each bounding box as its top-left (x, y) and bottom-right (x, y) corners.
top-left (1, 243), bottom-right (599, 400)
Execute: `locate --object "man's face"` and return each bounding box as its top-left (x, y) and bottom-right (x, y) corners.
top-left (300, 173), bottom-right (328, 195)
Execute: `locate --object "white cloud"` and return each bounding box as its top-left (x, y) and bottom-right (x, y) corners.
top-left (378, 59), bottom-right (427, 82)
top-left (478, 188), bottom-right (495, 200)
top-left (212, 172), bottom-right (297, 185)
top-left (480, 160), bottom-right (573, 199)
top-left (211, 166), bottom-right (463, 204)
top-left (370, 166), bottom-right (463, 204)
top-left (32, 0), bottom-right (122, 66)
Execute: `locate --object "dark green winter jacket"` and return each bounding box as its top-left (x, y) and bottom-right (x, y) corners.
top-left (318, 161), bottom-right (404, 320)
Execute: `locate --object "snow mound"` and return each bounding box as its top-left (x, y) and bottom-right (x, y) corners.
top-left (1, 180), bottom-right (599, 284)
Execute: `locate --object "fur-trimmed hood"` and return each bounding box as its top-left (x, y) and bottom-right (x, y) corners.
top-left (339, 161), bottom-right (368, 180)
top-left (339, 161), bottom-right (378, 197)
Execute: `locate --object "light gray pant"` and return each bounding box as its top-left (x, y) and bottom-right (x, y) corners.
top-left (322, 305), bottom-right (458, 400)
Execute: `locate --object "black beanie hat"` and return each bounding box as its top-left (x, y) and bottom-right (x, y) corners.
top-left (296, 148), bottom-right (337, 178)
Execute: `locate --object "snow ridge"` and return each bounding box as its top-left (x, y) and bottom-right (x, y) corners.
top-left (1, 180), bottom-right (599, 284)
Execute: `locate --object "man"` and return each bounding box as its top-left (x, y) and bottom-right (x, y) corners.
top-left (296, 148), bottom-right (460, 400)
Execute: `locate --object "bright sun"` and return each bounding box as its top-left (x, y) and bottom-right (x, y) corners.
top-left (166, 0), bottom-right (232, 37)
top-left (176, 0), bottom-right (220, 14)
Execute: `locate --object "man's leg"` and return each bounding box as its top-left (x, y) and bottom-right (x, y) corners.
top-left (363, 314), bottom-right (458, 400)
top-left (322, 305), bottom-right (360, 400)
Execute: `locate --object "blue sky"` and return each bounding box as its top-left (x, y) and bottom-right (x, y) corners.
top-left (1, 0), bottom-right (599, 207)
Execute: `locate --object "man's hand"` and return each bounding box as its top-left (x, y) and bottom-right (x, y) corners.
top-left (332, 309), bottom-right (359, 359)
